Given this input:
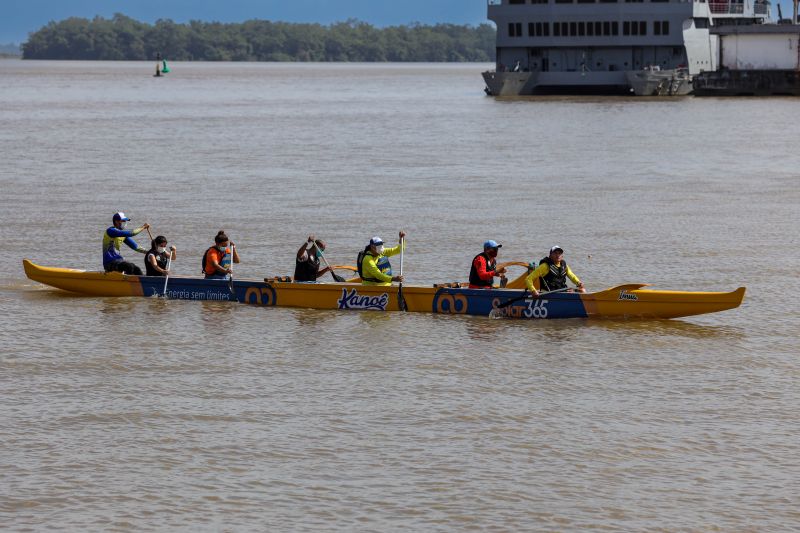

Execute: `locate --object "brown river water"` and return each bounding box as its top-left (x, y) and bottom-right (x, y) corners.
top-left (1, 60), bottom-right (799, 531)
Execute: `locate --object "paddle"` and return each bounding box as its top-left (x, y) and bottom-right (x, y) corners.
top-left (312, 242), bottom-right (346, 282)
top-left (161, 246), bottom-right (173, 297)
top-left (227, 244), bottom-right (236, 301)
top-left (495, 287), bottom-right (570, 309)
top-left (398, 236), bottom-right (408, 312)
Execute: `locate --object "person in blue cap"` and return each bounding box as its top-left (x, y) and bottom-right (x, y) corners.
top-left (357, 231), bottom-right (406, 286)
top-left (102, 212), bottom-right (150, 275)
top-left (468, 240), bottom-right (507, 289)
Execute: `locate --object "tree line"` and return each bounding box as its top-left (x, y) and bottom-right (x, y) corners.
top-left (22, 14), bottom-right (496, 62)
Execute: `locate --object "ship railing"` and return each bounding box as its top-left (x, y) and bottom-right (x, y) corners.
top-left (708, 0), bottom-right (745, 14)
top-left (754, 2), bottom-right (769, 14)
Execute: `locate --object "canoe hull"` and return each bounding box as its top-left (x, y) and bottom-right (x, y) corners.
top-left (23, 260), bottom-right (745, 320)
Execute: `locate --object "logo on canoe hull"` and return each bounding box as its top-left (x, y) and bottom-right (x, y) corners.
top-left (337, 288), bottom-right (389, 311)
top-left (618, 290), bottom-right (638, 301)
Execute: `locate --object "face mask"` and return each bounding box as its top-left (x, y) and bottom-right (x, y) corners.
top-left (157, 246), bottom-right (166, 254)
top-left (487, 248), bottom-right (498, 258)
top-left (119, 221), bottom-right (128, 230)
top-left (218, 245), bottom-right (228, 252)
top-left (315, 249), bottom-right (323, 259)
top-left (375, 245), bottom-right (384, 255)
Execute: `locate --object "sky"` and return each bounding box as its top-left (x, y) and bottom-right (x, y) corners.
top-left (1, 0), bottom-right (489, 44)
top-left (3, 0), bottom-right (793, 44)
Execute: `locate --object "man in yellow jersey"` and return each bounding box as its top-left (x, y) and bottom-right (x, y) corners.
top-left (525, 245), bottom-right (585, 297)
top-left (357, 231), bottom-right (406, 286)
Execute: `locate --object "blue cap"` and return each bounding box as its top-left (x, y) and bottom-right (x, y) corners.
top-left (483, 240), bottom-right (502, 249)
top-left (369, 236), bottom-right (384, 246)
top-left (113, 212), bottom-right (131, 222)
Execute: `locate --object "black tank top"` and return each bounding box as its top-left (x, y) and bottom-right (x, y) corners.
top-left (293, 255), bottom-right (320, 282)
top-left (145, 250), bottom-right (168, 276)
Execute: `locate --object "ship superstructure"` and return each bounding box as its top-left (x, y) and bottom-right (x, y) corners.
top-left (482, 0), bottom-right (771, 95)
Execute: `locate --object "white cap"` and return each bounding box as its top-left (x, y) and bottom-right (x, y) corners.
top-left (550, 245), bottom-right (564, 254)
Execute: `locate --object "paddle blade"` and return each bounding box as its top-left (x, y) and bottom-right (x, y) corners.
top-left (331, 272), bottom-right (346, 283)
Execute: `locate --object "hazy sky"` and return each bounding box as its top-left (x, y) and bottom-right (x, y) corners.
top-left (2, 0), bottom-right (488, 43)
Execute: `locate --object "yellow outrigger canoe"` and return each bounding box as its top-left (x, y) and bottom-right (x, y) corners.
top-left (23, 259), bottom-right (745, 320)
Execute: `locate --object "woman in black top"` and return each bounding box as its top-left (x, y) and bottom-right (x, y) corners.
top-left (144, 235), bottom-right (177, 276)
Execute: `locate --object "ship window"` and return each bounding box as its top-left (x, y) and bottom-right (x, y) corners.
top-left (544, 22), bottom-right (550, 35)
top-left (577, 0), bottom-right (596, 3)
top-left (562, 22), bottom-right (569, 34)
top-left (623, 21), bottom-right (630, 35)
top-left (554, 22), bottom-right (561, 36)
top-left (570, 22), bottom-right (577, 35)
top-left (595, 21), bottom-right (602, 34)
top-left (531, 0), bottom-right (549, 3)
top-left (640, 21), bottom-right (647, 35)
top-left (612, 21), bottom-right (619, 35)
top-left (529, 22), bottom-right (535, 36)
top-left (509, 0), bottom-right (525, 3)
top-left (662, 21), bottom-right (669, 34)
top-left (651, 0), bottom-right (669, 2)
top-left (555, 0), bottom-right (573, 3)
top-left (654, 21), bottom-right (660, 34)
top-left (508, 22), bottom-right (523, 36)
top-left (694, 18), bottom-right (708, 28)
top-left (578, 22), bottom-right (585, 35)
top-left (599, 0), bottom-right (618, 2)
top-left (587, 22), bottom-right (594, 35)
top-left (603, 21), bottom-right (611, 35)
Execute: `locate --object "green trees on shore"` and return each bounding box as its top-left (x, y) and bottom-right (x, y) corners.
top-left (22, 14), bottom-right (496, 61)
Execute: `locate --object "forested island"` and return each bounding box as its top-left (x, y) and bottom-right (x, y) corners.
top-left (22, 14), bottom-right (496, 62)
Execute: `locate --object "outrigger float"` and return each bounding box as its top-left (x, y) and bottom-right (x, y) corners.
top-left (23, 259), bottom-right (745, 320)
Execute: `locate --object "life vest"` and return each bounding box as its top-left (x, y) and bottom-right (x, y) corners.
top-left (357, 247), bottom-right (392, 283)
top-left (539, 256), bottom-right (568, 291)
top-left (202, 246), bottom-right (231, 276)
top-left (145, 250), bottom-right (169, 276)
top-left (468, 252), bottom-right (496, 288)
top-left (293, 254), bottom-right (320, 282)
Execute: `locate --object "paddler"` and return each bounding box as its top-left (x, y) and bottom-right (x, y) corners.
top-left (144, 235), bottom-right (177, 276)
top-left (294, 235), bottom-right (331, 282)
top-left (102, 212), bottom-right (150, 275)
top-left (468, 240), bottom-right (507, 289)
top-left (357, 232), bottom-right (406, 286)
top-left (525, 245), bottom-right (585, 297)
top-left (202, 230), bottom-right (240, 279)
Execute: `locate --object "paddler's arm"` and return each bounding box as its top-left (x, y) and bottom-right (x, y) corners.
top-left (123, 237), bottom-right (147, 254)
top-left (566, 265), bottom-right (584, 292)
top-left (231, 243), bottom-right (240, 264)
top-left (382, 231), bottom-right (407, 257)
top-left (362, 255), bottom-right (394, 283)
top-left (525, 264), bottom-right (549, 294)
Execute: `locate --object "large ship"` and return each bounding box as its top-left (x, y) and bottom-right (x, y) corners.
top-left (482, 0), bottom-right (773, 95)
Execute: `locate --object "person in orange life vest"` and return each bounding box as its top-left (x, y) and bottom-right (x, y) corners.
top-left (203, 230), bottom-right (240, 279)
top-left (468, 240), bottom-right (507, 289)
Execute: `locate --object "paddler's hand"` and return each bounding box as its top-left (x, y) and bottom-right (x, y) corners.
top-left (532, 290), bottom-right (540, 298)
top-left (399, 231), bottom-right (406, 240)
top-left (170, 245), bottom-right (176, 251)
top-left (496, 266), bottom-right (507, 275)
top-left (392, 275), bottom-right (404, 282)
top-left (577, 283), bottom-right (586, 293)
top-left (141, 223), bottom-right (151, 230)
top-left (307, 235), bottom-right (315, 243)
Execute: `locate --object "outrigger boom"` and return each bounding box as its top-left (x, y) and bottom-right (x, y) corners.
top-left (23, 259), bottom-right (745, 320)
